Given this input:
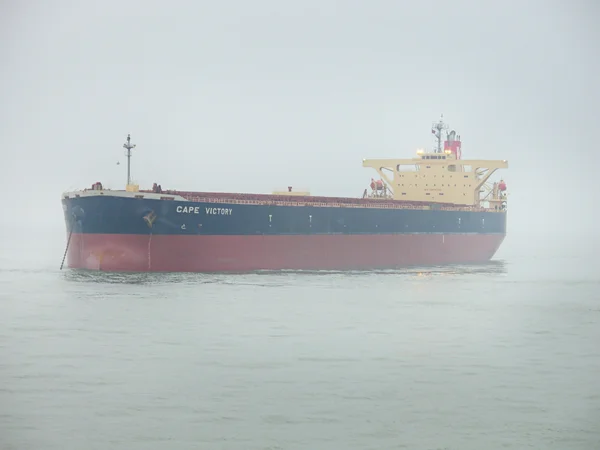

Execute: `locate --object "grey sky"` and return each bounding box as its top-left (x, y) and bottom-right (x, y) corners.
top-left (1, 0), bottom-right (598, 236)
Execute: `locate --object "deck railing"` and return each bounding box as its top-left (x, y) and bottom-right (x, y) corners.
top-left (173, 192), bottom-right (502, 213)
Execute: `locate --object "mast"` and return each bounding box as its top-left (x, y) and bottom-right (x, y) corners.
top-left (431, 114), bottom-right (448, 153)
top-left (123, 134), bottom-right (136, 186)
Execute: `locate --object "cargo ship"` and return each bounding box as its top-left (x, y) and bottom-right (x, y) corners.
top-left (60, 117), bottom-right (509, 272)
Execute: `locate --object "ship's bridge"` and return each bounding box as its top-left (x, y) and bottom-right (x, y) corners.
top-left (362, 118), bottom-right (508, 208)
top-left (362, 150), bottom-right (508, 207)
top-left (416, 148), bottom-right (456, 161)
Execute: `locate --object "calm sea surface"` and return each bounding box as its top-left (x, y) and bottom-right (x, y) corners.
top-left (1, 227), bottom-right (599, 450)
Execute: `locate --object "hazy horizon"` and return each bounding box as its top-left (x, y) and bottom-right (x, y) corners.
top-left (2, 0), bottom-right (599, 239)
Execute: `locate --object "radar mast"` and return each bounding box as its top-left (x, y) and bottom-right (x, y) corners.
top-left (123, 134), bottom-right (136, 186)
top-left (431, 114), bottom-right (449, 153)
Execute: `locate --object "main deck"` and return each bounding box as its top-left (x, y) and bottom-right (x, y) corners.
top-left (63, 187), bottom-right (505, 213)
top-left (147, 189), bottom-right (503, 213)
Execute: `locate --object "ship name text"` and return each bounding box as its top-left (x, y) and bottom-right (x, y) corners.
top-left (176, 205), bottom-right (233, 216)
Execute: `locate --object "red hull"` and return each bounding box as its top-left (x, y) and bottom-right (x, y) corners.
top-left (65, 233), bottom-right (506, 272)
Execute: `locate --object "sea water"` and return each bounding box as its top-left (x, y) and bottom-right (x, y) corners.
top-left (1, 226), bottom-right (598, 450)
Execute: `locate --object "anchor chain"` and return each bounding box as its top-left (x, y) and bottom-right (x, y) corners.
top-left (60, 215), bottom-right (76, 270)
top-left (143, 210), bottom-right (156, 270)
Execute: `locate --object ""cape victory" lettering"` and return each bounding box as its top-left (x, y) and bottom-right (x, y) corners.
top-left (176, 205), bottom-right (233, 215)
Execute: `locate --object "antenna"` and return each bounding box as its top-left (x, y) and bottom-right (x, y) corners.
top-left (431, 114), bottom-right (448, 153)
top-left (123, 134), bottom-right (136, 186)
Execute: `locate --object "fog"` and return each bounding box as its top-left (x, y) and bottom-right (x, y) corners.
top-left (1, 0), bottom-right (598, 249)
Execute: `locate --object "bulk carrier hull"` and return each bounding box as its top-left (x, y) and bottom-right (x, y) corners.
top-left (61, 190), bottom-right (507, 272)
top-left (60, 120), bottom-right (509, 273)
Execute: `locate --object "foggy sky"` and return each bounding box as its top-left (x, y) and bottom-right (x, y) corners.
top-left (1, 0), bottom-right (598, 239)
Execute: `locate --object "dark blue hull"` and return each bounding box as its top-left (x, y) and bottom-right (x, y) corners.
top-left (62, 193), bottom-right (506, 236)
